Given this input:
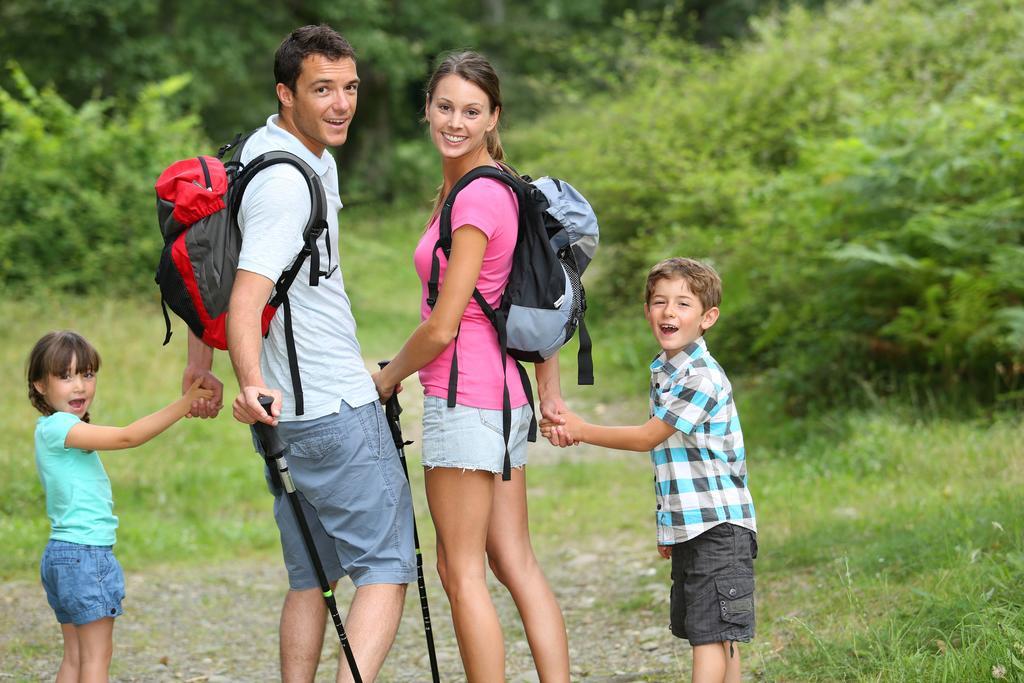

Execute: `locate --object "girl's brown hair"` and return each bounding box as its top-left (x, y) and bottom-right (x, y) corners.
top-left (27, 331), bottom-right (101, 422)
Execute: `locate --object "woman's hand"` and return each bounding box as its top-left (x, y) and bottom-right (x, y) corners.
top-left (538, 395), bottom-right (578, 447)
top-left (372, 370), bottom-right (401, 403)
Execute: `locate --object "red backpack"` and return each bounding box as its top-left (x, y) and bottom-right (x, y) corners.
top-left (154, 133), bottom-right (330, 414)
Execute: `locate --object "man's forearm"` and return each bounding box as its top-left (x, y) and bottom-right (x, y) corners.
top-left (227, 306), bottom-right (265, 388)
top-left (226, 270), bottom-right (276, 390)
top-left (186, 330), bottom-right (215, 371)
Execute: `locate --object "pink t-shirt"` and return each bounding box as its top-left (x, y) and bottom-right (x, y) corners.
top-left (414, 176), bottom-right (528, 410)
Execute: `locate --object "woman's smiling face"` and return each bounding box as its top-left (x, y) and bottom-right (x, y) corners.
top-left (426, 74), bottom-right (499, 163)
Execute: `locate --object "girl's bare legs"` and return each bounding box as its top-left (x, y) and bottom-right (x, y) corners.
top-left (56, 623), bottom-right (80, 683)
top-left (426, 468), bottom-right (504, 682)
top-left (486, 467), bottom-right (570, 683)
top-left (76, 617), bottom-right (114, 683)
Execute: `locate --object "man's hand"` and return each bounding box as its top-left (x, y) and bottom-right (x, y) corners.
top-left (658, 545), bottom-right (672, 560)
top-left (233, 386), bottom-right (282, 425)
top-left (182, 365), bottom-right (224, 418)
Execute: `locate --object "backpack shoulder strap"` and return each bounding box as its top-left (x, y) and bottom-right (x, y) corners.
top-left (427, 165), bottom-right (523, 308)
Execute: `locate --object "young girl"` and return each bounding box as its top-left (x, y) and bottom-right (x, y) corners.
top-left (372, 52), bottom-right (571, 682)
top-left (27, 330), bottom-right (212, 682)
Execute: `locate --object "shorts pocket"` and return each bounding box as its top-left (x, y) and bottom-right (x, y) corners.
top-left (478, 409), bottom-right (505, 436)
top-left (716, 575), bottom-right (754, 627)
top-left (356, 403), bottom-right (386, 460)
top-left (287, 430), bottom-right (335, 461)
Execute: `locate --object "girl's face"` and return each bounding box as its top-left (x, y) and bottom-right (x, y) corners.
top-left (426, 74), bottom-right (499, 163)
top-left (33, 354), bottom-right (96, 419)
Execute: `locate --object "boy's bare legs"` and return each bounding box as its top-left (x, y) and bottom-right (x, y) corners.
top-left (56, 623), bottom-right (80, 683)
top-left (692, 642), bottom-right (740, 683)
top-left (486, 467), bottom-right (570, 682)
top-left (426, 468), bottom-right (505, 682)
top-left (279, 581), bottom-right (406, 683)
top-left (76, 617), bottom-right (114, 683)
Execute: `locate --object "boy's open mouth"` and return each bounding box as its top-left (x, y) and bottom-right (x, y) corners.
top-left (659, 324), bottom-right (678, 334)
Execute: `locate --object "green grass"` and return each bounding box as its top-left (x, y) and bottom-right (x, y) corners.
top-left (2, 204), bottom-right (1023, 680)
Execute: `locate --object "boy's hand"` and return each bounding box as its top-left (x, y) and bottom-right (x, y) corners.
top-left (558, 410), bottom-right (585, 444)
top-left (658, 545), bottom-right (672, 559)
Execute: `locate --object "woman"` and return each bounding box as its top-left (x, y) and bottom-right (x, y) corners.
top-left (372, 51), bottom-right (571, 682)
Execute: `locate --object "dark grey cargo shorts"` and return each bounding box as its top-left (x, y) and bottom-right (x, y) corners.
top-left (670, 522), bottom-right (757, 646)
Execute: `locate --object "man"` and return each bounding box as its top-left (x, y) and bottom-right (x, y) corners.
top-left (183, 25), bottom-right (415, 683)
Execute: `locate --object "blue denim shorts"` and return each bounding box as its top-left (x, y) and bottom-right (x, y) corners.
top-left (420, 396), bottom-right (532, 473)
top-left (40, 540), bottom-right (125, 625)
top-left (254, 400), bottom-right (417, 590)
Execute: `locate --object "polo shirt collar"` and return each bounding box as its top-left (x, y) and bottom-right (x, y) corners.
top-left (650, 336), bottom-right (708, 376)
top-left (263, 115), bottom-right (332, 176)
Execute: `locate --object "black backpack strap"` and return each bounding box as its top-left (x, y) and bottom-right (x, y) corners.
top-left (281, 296), bottom-right (304, 416)
top-left (515, 360), bottom-right (538, 443)
top-left (160, 298), bottom-right (173, 346)
top-left (229, 150), bottom-right (327, 418)
top-left (428, 165), bottom-right (524, 306)
top-left (577, 318), bottom-right (594, 385)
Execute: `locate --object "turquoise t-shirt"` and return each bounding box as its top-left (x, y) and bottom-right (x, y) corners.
top-left (34, 412), bottom-right (118, 546)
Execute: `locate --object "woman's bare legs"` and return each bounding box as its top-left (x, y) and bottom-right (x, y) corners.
top-left (426, 468), bottom-right (505, 682)
top-left (486, 467), bottom-right (570, 683)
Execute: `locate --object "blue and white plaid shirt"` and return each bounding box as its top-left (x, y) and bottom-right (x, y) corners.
top-left (649, 337), bottom-right (756, 545)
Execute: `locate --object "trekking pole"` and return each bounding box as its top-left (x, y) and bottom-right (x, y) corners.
top-left (253, 395), bottom-right (362, 683)
top-left (377, 361), bottom-right (441, 683)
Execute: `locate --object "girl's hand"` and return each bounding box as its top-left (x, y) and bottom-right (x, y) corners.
top-left (185, 378), bottom-right (215, 404)
top-left (182, 365), bottom-right (223, 419)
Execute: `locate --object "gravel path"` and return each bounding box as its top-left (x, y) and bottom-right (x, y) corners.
top-left (2, 398), bottom-right (690, 682)
top-left (1, 538), bottom-right (686, 682)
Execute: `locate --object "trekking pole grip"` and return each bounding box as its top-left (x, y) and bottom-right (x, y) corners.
top-left (253, 395), bottom-right (285, 457)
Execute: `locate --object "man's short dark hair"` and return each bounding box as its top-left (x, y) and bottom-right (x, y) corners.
top-left (274, 25), bottom-right (356, 92)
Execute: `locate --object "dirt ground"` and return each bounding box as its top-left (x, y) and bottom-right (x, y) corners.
top-left (1, 432), bottom-right (690, 682)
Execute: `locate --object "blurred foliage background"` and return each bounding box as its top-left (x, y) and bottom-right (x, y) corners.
top-left (1, 0), bottom-right (1021, 414)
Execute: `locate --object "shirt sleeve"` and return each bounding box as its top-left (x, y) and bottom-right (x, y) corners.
top-left (236, 164), bottom-right (312, 282)
top-left (450, 177), bottom-right (514, 240)
top-left (39, 412), bottom-right (81, 452)
top-left (652, 372), bottom-right (723, 434)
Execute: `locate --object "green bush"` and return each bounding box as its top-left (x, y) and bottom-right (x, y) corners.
top-left (509, 0), bottom-right (1024, 409)
top-left (0, 65), bottom-right (207, 294)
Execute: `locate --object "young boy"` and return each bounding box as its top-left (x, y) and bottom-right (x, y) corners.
top-left (542, 257), bottom-right (757, 683)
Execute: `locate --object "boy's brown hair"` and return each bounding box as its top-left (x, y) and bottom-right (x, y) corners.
top-left (644, 257), bottom-right (722, 312)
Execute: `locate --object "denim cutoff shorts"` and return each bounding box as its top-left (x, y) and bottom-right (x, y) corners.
top-left (421, 396), bottom-right (532, 473)
top-left (40, 540), bottom-right (125, 625)
top-left (253, 400), bottom-right (417, 590)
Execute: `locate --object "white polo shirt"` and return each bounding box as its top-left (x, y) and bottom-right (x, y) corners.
top-left (236, 115), bottom-right (377, 420)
